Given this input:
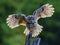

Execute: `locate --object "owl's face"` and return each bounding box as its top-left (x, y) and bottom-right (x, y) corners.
top-left (26, 15), bottom-right (37, 28)
top-left (27, 15), bottom-right (36, 24)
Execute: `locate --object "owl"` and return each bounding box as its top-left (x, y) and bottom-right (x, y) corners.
top-left (6, 4), bottom-right (54, 37)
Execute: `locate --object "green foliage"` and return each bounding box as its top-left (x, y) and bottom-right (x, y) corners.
top-left (0, 0), bottom-right (60, 45)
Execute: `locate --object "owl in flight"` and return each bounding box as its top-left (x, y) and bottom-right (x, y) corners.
top-left (6, 4), bottom-right (54, 37)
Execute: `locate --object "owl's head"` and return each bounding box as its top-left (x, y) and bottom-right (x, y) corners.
top-left (27, 15), bottom-right (36, 23)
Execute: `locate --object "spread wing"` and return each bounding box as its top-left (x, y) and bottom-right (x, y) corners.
top-left (33, 4), bottom-right (54, 20)
top-left (6, 14), bottom-right (26, 29)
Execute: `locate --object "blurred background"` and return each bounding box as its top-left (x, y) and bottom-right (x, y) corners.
top-left (0, 0), bottom-right (60, 45)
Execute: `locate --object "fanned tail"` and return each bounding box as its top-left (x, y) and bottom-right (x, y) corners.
top-left (24, 24), bottom-right (43, 37)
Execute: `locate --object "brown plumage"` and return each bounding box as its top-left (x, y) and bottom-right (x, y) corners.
top-left (6, 4), bottom-right (54, 37)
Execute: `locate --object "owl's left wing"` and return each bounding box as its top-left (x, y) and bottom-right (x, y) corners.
top-left (33, 4), bottom-right (54, 20)
top-left (6, 14), bottom-right (26, 29)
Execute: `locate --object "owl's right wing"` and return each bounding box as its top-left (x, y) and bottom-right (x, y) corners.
top-left (6, 14), bottom-right (27, 29)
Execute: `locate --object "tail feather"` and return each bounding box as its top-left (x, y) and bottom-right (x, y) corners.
top-left (24, 24), bottom-right (43, 37)
top-left (32, 24), bottom-right (43, 37)
top-left (24, 27), bottom-right (30, 35)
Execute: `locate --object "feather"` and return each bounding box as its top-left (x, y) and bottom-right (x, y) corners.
top-left (6, 14), bottom-right (26, 29)
top-left (33, 4), bottom-right (54, 20)
top-left (24, 24), bottom-right (43, 37)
